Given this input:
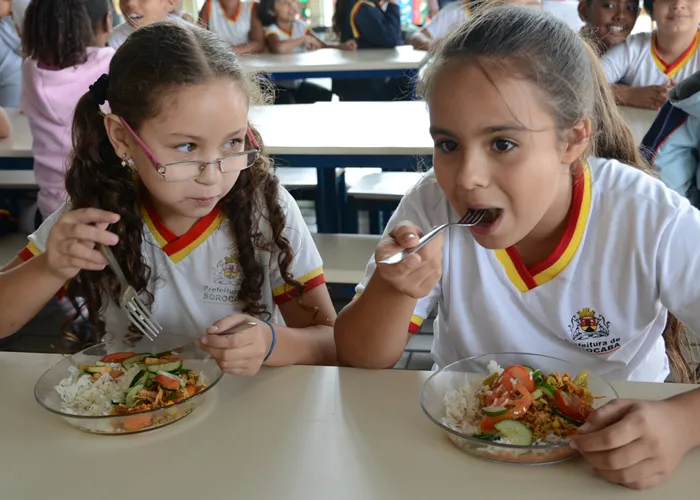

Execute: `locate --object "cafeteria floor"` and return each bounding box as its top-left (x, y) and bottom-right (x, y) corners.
top-left (0, 200), bottom-right (436, 370)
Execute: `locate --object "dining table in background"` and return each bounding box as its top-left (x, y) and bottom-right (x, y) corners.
top-left (1, 352), bottom-right (698, 500)
top-left (0, 104), bottom-right (661, 232)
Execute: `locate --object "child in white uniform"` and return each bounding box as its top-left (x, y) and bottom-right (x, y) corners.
top-left (110, 0), bottom-right (189, 49)
top-left (199, 0), bottom-right (265, 54)
top-left (0, 23), bottom-right (337, 377)
top-left (601, 0), bottom-right (700, 109)
top-left (336, 6), bottom-right (700, 490)
top-left (259, 0), bottom-right (356, 103)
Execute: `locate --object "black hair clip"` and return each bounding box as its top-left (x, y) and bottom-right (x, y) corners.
top-left (89, 74), bottom-right (109, 105)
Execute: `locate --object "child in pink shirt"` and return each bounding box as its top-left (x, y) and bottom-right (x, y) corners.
top-left (21, 0), bottom-right (114, 221)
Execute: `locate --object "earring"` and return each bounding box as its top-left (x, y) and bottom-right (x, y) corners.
top-left (121, 153), bottom-right (129, 168)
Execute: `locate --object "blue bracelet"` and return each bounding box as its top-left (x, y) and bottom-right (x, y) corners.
top-left (260, 319), bottom-right (276, 363)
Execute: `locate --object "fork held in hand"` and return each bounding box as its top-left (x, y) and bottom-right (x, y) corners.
top-left (99, 245), bottom-right (163, 341)
top-left (377, 209), bottom-right (487, 265)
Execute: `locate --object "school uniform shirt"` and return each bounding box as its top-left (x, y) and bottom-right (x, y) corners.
top-left (423, 1), bottom-right (469, 41)
top-left (205, 0), bottom-right (255, 47)
top-left (339, 0), bottom-right (402, 48)
top-left (264, 20), bottom-right (311, 53)
top-left (601, 30), bottom-right (700, 86)
top-left (108, 14), bottom-right (190, 49)
top-left (354, 158), bottom-right (700, 382)
top-left (18, 187), bottom-right (326, 340)
top-left (21, 47), bottom-right (115, 219)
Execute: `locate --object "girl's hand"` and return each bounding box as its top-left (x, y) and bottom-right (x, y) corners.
top-left (375, 221), bottom-right (443, 299)
top-left (45, 208), bottom-right (120, 280)
top-left (196, 314), bottom-right (273, 376)
top-left (303, 35), bottom-right (323, 51)
top-left (569, 399), bottom-right (692, 490)
top-left (341, 39), bottom-right (357, 51)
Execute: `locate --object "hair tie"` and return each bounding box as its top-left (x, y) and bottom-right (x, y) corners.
top-left (89, 74), bottom-right (109, 105)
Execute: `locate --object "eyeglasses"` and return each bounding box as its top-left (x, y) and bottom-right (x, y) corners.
top-left (119, 118), bottom-right (261, 182)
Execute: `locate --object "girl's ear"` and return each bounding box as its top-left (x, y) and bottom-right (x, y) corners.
top-left (104, 11), bottom-right (113, 37)
top-left (561, 118), bottom-right (591, 165)
top-left (577, 1), bottom-right (589, 23)
top-left (104, 114), bottom-right (136, 160)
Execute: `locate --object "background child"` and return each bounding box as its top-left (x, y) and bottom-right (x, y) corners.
top-left (259, 0), bottom-right (356, 103)
top-left (410, 0), bottom-right (542, 51)
top-left (332, 0), bottom-right (406, 101)
top-left (199, 0), bottom-right (265, 55)
top-left (170, 0), bottom-right (194, 22)
top-left (601, 0), bottom-right (700, 109)
top-left (642, 73), bottom-right (700, 207)
top-left (110, 0), bottom-right (188, 49)
top-left (335, 6), bottom-right (700, 489)
top-left (0, 0), bottom-right (21, 107)
top-left (22, 0), bottom-right (114, 222)
top-left (0, 22), bottom-right (336, 376)
top-left (578, 0), bottom-right (639, 56)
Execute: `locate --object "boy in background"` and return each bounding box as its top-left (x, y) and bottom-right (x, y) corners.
top-left (601, 0), bottom-right (700, 110)
top-left (110, 0), bottom-right (187, 49)
top-left (578, 0), bottom-right (639, 56)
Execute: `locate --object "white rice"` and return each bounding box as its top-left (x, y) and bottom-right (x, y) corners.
top-left (55, 365), bottom-right (142, 416)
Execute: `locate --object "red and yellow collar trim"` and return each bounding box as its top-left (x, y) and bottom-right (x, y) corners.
top-left (350, 0), bottom-right (375, 38)
top-left (651, 31), bottom-right (700, 78)
top-left (218, 0), bottom-right (243, 22)
top-left (494, 166), bottom-right (592, 293)
top-left (141, 200), bottom-right (224, 264)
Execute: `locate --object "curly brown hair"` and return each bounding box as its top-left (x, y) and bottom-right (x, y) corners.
top-left (23, 0), bottom-right (109, 68)
top-left (65, 22), bottom-right (304, 346)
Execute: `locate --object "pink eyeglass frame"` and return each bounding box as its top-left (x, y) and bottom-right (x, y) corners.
top-left (118, 117), bottom-right (261, 180)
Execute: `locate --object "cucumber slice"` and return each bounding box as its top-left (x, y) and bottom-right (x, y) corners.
top-left (530, 389), bottom-right (543, 400)
top-left (537, 383), bottom-right (555, 399)
top-left (125, 384), bottom-right (144, 406)
top-left (473, 432), bottom-right (499, 441)
top-left (130, 369), bottom-right (148, 388)
top-left (482, 405), bottom-right (508, 417)
top-left (122, 353), bottom-right (151, 369)
top-left (146, 360), bottom-right (183, 373)
top-left (494, 419), bottom-right (533, 446)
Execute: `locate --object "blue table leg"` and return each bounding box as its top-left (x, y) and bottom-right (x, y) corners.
top-left (315, 167), bottom-right (340, 233)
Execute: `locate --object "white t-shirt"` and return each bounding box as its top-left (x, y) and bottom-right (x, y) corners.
top-left (19, 187), bottom-right (326, 340)
top-left (424, 2), bottom-right (470, 40)
top-left (264, 20), bottom-right (311, 53)
top-left (355, 158), bottom-right (700, 382)
top-left (207, 0), bottom-right (255, 47)
top-left (109, 14), bottom-right (190, 49)
top-left (602, 31), bottom-right (700, 86)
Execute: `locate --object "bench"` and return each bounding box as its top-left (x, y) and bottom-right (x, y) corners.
top-left (345, 171), bottom-right (425, 234)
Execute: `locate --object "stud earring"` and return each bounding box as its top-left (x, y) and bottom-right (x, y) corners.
top-left (121, 153), bottom-right (129, 168)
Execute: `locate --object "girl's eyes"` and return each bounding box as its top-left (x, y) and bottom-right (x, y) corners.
top-left (491, 139), bottom-right (516, 153)
top-left (175, 142), bottom-right (196, 153)
top-left (435, 140), bottom-right (458, 153)
top-left (173, 138), bottom-right (243, 154)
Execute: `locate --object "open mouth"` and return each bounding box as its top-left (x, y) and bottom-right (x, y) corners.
top-left (127, 13), bottom-right (144, 25)
top-left (468, 207), bottom-right (503, 236)
top-left (607, 25), bottom-right (625, 33)
top-left (477, 208), bottom-right (502, 224)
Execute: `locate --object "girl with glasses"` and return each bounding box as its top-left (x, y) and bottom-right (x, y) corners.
top-left (0, 22), bottom-right (337, 377)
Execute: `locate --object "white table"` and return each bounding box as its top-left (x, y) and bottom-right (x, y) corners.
top-left (1, 352), bottom-right (699, 500)
top-left (240, 45), bottom-right (430, 80)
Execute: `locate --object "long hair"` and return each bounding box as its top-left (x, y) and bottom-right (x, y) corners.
top-left (419, 5), bottom-right (696, 383)
top-left (23, 0), bottom-right (108, 68)
top-left (65, 22), bottom-right (304, 347)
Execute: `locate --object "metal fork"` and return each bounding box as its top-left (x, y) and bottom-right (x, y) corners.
top-left (376, 209), bottom-right (487, 265)
top-left (99, 245), bottom-right (163, 341)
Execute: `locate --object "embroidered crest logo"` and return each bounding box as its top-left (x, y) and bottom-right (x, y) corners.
top-left (213, 255), bottom-right (241, 286)
top-left (569, 308), bottom-right (610, 341)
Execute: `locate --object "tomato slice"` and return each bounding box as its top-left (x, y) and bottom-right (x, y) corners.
top-left (154, 374), bottom-right (181, 391)
top-left (495, 365), bottom-right (536, 393)
top-left (554, 390), bottom-right (592, 421)
top-left (480, 383), bottom-right (533, 432)
top-left (100, 352), bottom-right (136, 363)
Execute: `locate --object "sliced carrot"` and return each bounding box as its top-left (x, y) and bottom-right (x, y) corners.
top-left (123, 413), bottom-right (153, 432)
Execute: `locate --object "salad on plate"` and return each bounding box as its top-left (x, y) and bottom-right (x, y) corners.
top-left (443, 360), bottom-right (597, 446)
top-left (55, 350), bottom-right (207, 432)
